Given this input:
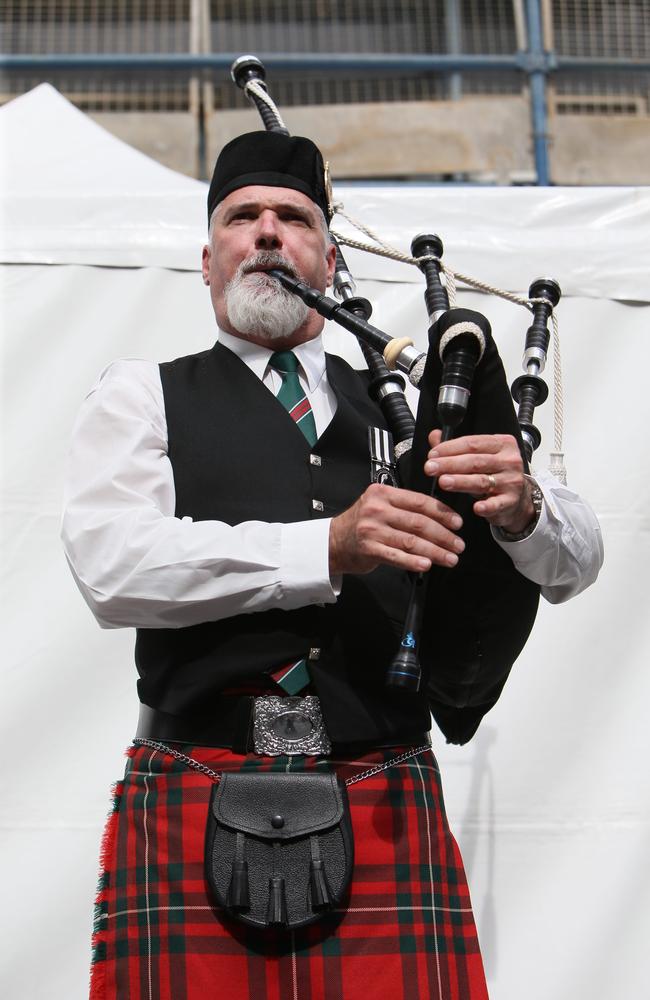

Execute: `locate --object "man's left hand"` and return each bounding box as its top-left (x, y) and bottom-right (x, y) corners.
top-left (424, 430), bottom-right (535, 534)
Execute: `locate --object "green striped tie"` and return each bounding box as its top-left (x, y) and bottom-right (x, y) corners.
top-left (269, 350), bottom-right (318, 446)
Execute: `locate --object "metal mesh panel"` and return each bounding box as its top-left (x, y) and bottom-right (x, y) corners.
top-left (209, 0), bottom-right (522, 108)
top-left (551, 0), bottom-right (649, 57)
top-left (0, 1), bottom-right (525, 110)
top-left (549, 0), bottom-right (650, 113)
top-left (209, 1), bottom-right (446, 55)
top-left (460, 0), bottom-right (519, 52)
top-left (0, 0), bottom-right (194, 110)
top-left (2, 0), bottom-right (191, 52)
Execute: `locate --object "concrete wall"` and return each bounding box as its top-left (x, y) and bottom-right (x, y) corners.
top-left (550, 114), bottom-right (650, 185)
top-left (88, 102), bottom-right (650, 186)
top-left (207, 97), bottom-right (536, 184)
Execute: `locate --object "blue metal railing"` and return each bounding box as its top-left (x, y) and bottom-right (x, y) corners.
top-left (525, 0), bottom-right (550, 186)
top-left (3, 52), bottom-right (647, 73)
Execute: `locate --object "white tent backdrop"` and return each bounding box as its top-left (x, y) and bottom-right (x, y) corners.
top-left (2, 86), bottom-right (649, 1000)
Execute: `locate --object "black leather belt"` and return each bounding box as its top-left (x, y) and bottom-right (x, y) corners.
top-left (136, 701), bottom-right (255, 754)
top-left (135, 701), bottom-right (429, 756)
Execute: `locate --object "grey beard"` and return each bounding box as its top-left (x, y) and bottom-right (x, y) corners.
top-left (224, 251), bottom-right (310, 341)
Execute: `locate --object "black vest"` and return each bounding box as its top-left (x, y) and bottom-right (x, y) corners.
top-left (135, 342), bottom-right (430, 745)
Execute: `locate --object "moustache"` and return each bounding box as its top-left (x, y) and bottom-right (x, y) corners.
top-left (240, 251), bottom-right (299, 281)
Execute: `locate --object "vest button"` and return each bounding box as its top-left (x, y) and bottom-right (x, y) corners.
top-left (309, 454), bottom-right (322, 466)
top-left (312, 499), bottom-right (324, 512)
top-left (309, 647), bottom-right (321, 660)
top-left (271, 814), bottom-right (285, 829)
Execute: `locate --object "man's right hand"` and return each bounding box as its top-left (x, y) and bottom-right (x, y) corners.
top-left (329, 483), bottom-right (465, 576)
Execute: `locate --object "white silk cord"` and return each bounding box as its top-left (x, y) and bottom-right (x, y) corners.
top-left (550, 311), bottom-right (567, 484)
top-left (243, 79), bottom-right (289, 131)
top-left (330, 205), bottom-right (565, 478)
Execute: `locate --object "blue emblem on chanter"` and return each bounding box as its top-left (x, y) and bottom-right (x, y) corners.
top-left (402, 632), bottom-right (416, 649)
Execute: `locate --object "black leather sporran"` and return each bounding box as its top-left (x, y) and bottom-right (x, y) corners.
top-left (204, 770), bottom-right (353, 930)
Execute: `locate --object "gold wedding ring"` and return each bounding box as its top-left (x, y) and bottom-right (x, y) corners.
top-left (486, 474), bottom-right (497, 494)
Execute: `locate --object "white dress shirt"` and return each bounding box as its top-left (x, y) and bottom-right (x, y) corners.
top-left (61, 333), bottom-right (603, 629)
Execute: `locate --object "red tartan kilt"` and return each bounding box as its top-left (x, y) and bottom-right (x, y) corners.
top-left (91, 744), bottom-right (488, 1000)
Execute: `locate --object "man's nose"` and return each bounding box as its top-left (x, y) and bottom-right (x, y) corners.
top-left (254, 210), bottom-right (282, 250)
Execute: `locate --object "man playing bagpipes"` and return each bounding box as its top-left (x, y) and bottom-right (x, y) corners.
top-left (62, 130), bottom-right (602, 999)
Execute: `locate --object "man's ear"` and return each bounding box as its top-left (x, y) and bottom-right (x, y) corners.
top-left (201, 244), bottom-right (211, 285)
top-left (325, 241), bottom-right (337, 287)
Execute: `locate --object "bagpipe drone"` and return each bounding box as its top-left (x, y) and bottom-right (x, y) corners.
top-left (230, 55), bottom-right (560, 711)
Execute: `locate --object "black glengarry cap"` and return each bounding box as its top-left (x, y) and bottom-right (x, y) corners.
top-left (207, 131), bottom-right (331, 225)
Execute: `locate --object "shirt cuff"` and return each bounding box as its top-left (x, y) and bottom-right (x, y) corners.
top-left (280, 518), bottom-right (339, 605)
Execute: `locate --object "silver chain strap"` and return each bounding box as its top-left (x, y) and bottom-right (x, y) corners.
top-left (133, 738), bottom-right (223, 781)
top-left (132, 737), bottom-right (431, 787)
top-left (344, 744), bottom-right (432, 786)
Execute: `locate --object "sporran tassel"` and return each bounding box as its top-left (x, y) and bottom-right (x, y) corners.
top-left (228, 860), bottom-right (250, 911)
top-left (266, 875), bottom-right (289, 927)
top-left (227, 832), bottom-right (250, 911)
top-left (309, 859), bottom-right (332, 910)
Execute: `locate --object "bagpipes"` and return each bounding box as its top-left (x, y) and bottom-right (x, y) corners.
top-left (230, 56), bottom-right (559, 734)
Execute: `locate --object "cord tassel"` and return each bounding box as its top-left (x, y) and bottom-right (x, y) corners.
top-left (227, 832), bottom-right (250, 911)
top-left (227, 860), bottom-right (250, 911)
top-left (309, 834), bottom-right (333, 910)
top-left (266, 875), bottom-right (288, 927)
top-left (309, 858), bottom-right (333, 910)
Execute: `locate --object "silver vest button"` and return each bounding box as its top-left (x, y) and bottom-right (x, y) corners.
top-left (312, 499), bottom-right (324, 512)
top-left (310, 454), bottom-right (322, 466)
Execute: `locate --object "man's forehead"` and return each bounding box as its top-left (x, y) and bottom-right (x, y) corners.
top-left (219, 186), bottom-right (317, 217)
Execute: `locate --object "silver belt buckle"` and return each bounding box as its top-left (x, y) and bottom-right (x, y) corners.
top-left (252, 695), bottom-right (332, 756)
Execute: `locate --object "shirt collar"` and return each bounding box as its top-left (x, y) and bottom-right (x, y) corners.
top-left (217, 329), bottom-right (326, 392)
